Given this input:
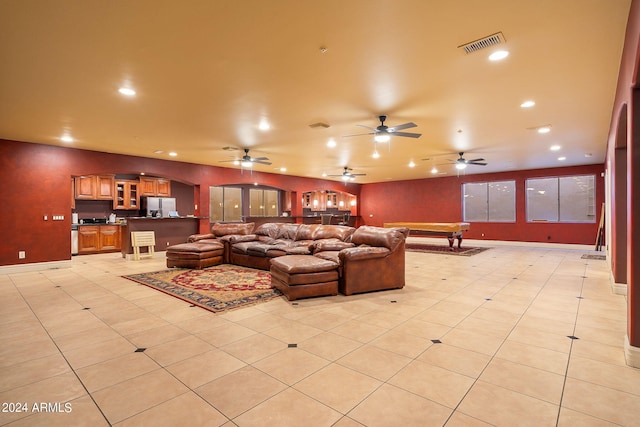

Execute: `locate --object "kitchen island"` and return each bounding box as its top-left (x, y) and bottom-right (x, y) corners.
top-left (121, 216), bottom-right (207, 259)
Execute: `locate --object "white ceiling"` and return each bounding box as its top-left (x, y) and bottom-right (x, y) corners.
top-left (0, 0), bottom-right (632, 183)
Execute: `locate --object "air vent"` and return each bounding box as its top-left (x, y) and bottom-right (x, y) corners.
top-left (458, 32), bottom-right (505, 54)
top-left (309, 122), bottom-right (330, 129)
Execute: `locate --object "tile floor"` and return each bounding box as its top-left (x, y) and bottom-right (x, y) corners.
top-left (0, 243), bottom-right (638, 426)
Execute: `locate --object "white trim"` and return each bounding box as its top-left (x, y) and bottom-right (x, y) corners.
top-left (610, 271), bottom-right (628, 295)
top-left (0, 260), bottom-right (72, 274)
top-left (625, 335), bottom-right (640, 368)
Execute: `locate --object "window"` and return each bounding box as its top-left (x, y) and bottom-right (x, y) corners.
top-left (209, 186), bottom-right (242, 222)
top-left (249, 188), bottom-right (279, 217)
top-left (463, 180), bottom-right (515, 222)
top-left (526, 175), bottom-right (595, 223)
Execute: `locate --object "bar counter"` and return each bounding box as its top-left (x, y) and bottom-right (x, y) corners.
top-left (242, 215), bottom-right (359, 227)
top-left (121, 216), bottom-right (206, 258)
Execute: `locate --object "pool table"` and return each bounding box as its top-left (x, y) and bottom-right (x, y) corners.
top-left (383, 222), bottom-right (471, 249)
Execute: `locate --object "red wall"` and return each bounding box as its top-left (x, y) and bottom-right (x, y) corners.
top-left (1, 139), bottom-right (603, 266)
top-left (359, 164), bottom-right (605, 245)
top-left (1, 139), bottom-right (362, 266)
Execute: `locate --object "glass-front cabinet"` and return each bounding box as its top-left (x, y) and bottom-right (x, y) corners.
top-left (114, 180), bottom-right (139, 210)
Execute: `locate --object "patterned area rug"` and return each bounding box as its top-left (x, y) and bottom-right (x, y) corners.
top-left (405, 243), bottom-right (491, 256)
top-left (123, 264), bottom-right (281, 313)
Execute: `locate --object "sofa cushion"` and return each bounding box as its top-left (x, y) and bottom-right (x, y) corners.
top-left (312, 240), bottom-right (355, 254)
top-left (350, 226), bottom-right (409, 251)
top-left (270, 255), bottom-right (338, 274)
top-left (219, 234), bottom-right (257, 243)
top-left (294, 224), bottom-right (317, 241)
top-left (246, 243), bottom-right (273, 257)
top-left (167, 241), bottom-right (224, 253)
top-left (211, 222), bottom-right (255, 237)
top-left (314, 251), bottom-right (341, 265)
top-left (313, 225), bottom-right (355, 241)
top-left (231, 241), bottom-right (256, 254)
top-left (339, 246), bottom-right (390, 261)
top-left (276, 223), bottom-right (300, 240)
top-left (254, 222), bottom-right (283, 239)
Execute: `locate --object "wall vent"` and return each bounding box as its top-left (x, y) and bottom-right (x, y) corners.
top-left (458, 32), bottom-right (505, 54)
top-left (309, 122), bottom-right (330, 129)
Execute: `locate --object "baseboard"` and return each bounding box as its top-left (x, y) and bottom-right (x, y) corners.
top-left (406, 236), bottom-right (595, 251)
top-left (624, 335), bottom-right (640, 368)
top-left (0, 260), bottom-right (72, 274)
top-left (610, 271), bottom-right (628, 295)
top-left (123, 250), bottom-right (166, 261)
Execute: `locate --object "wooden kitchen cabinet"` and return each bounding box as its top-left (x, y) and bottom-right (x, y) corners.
top-left (113, 180), bottom-right (139, 210)
top-left (74, 175), bottom-right (114, 200)
top-left (99, 226), bottom-right (121, 251)
top-left (78, 225), bottom-right (121, 254)
top-left (139, 177), bottom-right (171, 197)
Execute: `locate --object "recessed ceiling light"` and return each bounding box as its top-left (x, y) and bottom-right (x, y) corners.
top-left (489, 50), bottom-right (509, 61)
top-left (558, 156), bottom-right (566, 161)
top-left (60, 135), bottom-right (74, 143)
top-left (322, 172), bottom-right (327, 177)
top-left (520, 100), bottom-right (535, 108)
top-left (537, 126), bottom-right (551, 134)
top-left (168, 152), bottom-right (177, 157)
top-left (258, 119), bottom-right (270, 131)
top-left (550, 145), bottom-right (561, 151)
top-left (327, 138), bottom-right (336, 148)
top-left (431, 167), bottom-right (438, 174)
top-left (408, 161), bottom-right (416, 168)
top-left (279, 167), bottom-right (287, 172)
top-left (154, 150), bottom-right (164, 154)
top-left (118, 87), bottom-right (136, 96)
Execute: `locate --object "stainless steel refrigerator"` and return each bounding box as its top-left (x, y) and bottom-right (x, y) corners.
top-left (142, 197), bottom-right (177, 217)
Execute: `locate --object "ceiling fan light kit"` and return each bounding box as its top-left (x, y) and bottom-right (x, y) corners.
top-left (220, 148), bottom-right (272, 168)
top-left (345, 115), bottom-right (422, 141)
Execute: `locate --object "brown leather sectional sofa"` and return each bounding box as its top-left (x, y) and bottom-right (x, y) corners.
top-left (169, 222), bottom-right (409, 299)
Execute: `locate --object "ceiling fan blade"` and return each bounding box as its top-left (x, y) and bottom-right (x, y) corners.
top-left (388, 122), bottom-right (417, 132)
top-left (390, 131), bottom-right (422, 138)
top-left (466, 158), bottom-right (485, 163)
top-left (351, 173), bottom-right (367, 176)
top-left (251, 156), bottom-right (269, 161)
top-left (253, 160), bottom-right (272, 165)
top-left (356, 124), bottom-right (377, 131)
top-left (342, 132), bottom-right (375, 138)
top-left (469, 162), bottom-right (487, 166)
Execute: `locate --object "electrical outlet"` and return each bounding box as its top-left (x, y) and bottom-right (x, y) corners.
top-left (18, 251), bottom-right (26, 259)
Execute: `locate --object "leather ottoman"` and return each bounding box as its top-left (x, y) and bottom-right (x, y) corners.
top-left (270, 255), bottom-right (339, 301)
top-left (166, 241), bottom-right (224, 269)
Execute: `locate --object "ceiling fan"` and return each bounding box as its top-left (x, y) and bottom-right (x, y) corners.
top-left (328, 167), bottom-right (366, 181)
top-left (220, 148), bottom-right (271, 167)
top-left (344, 115), bottom-right (421, 142)
top-left (452, 152), bottom-right (487, 170)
